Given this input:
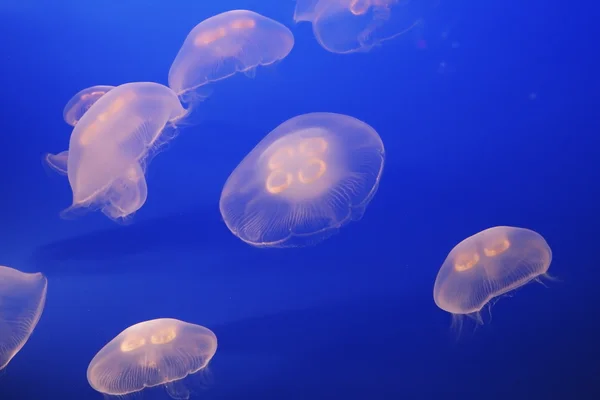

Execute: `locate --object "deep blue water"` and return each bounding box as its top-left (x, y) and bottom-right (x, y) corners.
top-left (0, 0), bottom-right (598, 399)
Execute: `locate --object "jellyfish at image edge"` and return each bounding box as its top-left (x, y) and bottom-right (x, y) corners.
top-left (63, 81), bottom-right (187, 221)
top-left (219, 112), bottom-right (385, 248)
top-left (169, 9), bottom-right (294, 103)
top-left (44, 85), bottom-right (115, 175)
top-left (87, 318), bottom-right (217, 399)
top-left (293, 0), bottom-right (425, 54)
top-left (433, 226), bottom-right (553, 326)
top-left (0, 265), bottom-right (48, 370)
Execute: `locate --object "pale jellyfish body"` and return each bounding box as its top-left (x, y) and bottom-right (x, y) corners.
top-left (294, 0), bottom-right (422, 53)
top-left (0, 266), bottom-right (48, 370)
top-left (64, 82), bottom-right (186, 220)
top-left (433, 226), bottom-right (552, 320)
top-left (63, 85), bottom-right (115, 126)
top-left (87, 318), bottom-right (217, 398)
top-left (44, 150), bottom-right (69, 175)
top-left (220, 112), bottom-right (385, 248)
top-left (168, 10), bottom-right (294, 101)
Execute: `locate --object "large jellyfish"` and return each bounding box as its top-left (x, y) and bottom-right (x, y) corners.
top-left (168, 10), bottom-right (294, 102)
top-left (433, 226), bottom-right (553, 324)
top-left (63, 85), bottom-right (115, 126)
top-left (87, 318), bottom-right (217, 399)
top-left (293, 0), bottom-right (423, 53)
top-left (219, 112), bottom-right (385, 248)
top-left (63, 81), bottom-right (187, 221)
top-left (0, 265), bottom-right (48, 370)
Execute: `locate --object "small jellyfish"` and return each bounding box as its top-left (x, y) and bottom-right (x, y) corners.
top-left (219, 112), bottom-right (385, 248)
top-left (433, 226), bottom-right (553, 325)
top-left (169, 10), bottom-right (294, 102)
top-left (0, 265), bottom-right (48, 370)
top-left (63, 81), bottom-right (187, 221)
top-left (293, 0), bottom-right (424, 53)
top-left (87, 318), bottom-right (217, 399)
top-left (63, 85), bottom-right (115, 126)
top-left (44, 150), bottom-right (69, 175)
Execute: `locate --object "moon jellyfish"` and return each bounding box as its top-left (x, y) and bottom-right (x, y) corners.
top-left (0, 266), bottom-right (48, 370)
top-left (433, 226), bottom-right (552, 324)
top-left (63, 85), bottom-right (114, 126)
top-left (44, 150), bottom-right (69, 175)
top-left (219, 112), bottom-right (385, 248)
top-left (293, 0), bottom-right (423, 53)
top-left (169, 10), bottom-right (294, 102)
top-left (63, 81), bottom-right (187, 221)
top-left (87, 318), bottom-right (217, 399)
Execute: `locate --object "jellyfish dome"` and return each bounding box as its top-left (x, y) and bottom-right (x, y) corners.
top-left (433, 226), bottom-right (552, 316)
top-left (0, 265), bottom-right (48, 370)
top-left (168, 9), bottom-right (294, 101)
top-left (63, 85), bottom-right (115, 126)
top-left (87, 318), bottom-right (217, 398)
top-left (44, 150), bottom-right (69, 175)
top-left (64, 81), bottom-right (186, 220)
top-left (219, 112), bottom-right (385, 248)
top-left (293, 0), bottom-right (424, 54)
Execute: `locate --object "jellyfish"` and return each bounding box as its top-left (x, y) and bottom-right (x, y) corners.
top-left (293, 0), bottom-right (424, 53)
top-left (168, 9), bottom-right (294, 102)
top-left (63, 81), bottom-right (187, 221)
top-left (433, 226), bottom-right (553, 325)
top-left (87, 318), bottom-right (217, 399)
top-left (219, 112), bottom-right (385, 248)
top-left (0, 265), bottom-right (48, 370)
top-left (44, 150), bottom-right (69, 175)
top-left (63, 85), bottom-right (115, 126)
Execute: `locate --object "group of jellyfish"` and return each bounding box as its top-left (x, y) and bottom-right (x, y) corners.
top-left (1, 2), bottom-right (555, 399)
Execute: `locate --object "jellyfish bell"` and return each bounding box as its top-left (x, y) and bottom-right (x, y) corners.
top-left (433, 226), bottom-right (553, 330)
top-left (168, 9), bottom-right (294, 103)
top-left (43, 150), bottom-right (69, 175)
top-left (0, 265), bottom-right (48, 370)
top-left (62, 81), bottom-right (188, 221)
top-left (63, 85), bottom-right (115, 126)
top-left (294, 0), bottom-right (426, 54)
top-left (87, 318), bottom-right (217, 399)
top-left (219, 112), bottom-right (385, 248)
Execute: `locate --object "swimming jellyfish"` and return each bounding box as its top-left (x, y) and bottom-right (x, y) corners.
top-left (0, 265), bottom-right (48, 370)
top-left (293, 0), bottom-right (424, 54)
top-left (169, 10), bottom-right (294, 102)
top-left (44, 86), bottom-right (115, 174)
top-left (44, 150), bottom-right (69, 175)
top-left (433, 226), bottom-right (552, 323)
top-left (87, 318), bottom-right (217, 399)
top-left (63, 85), bottom-right (115, 126)
top-left (219, 112), bottom-right (385, 248)
top-left (63, 81), bottom-right (187, 221)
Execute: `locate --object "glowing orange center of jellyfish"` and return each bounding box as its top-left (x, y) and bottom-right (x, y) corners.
top-left (483, 239), bottom-right (511, 257)
top-left (120, 336), bottom-right (146, 352)
top-left (150, 327), bottom-right (177, 345)
top-left (265, 137), bottom-right (329, 194)
top-left (454, 252), bottom-right (480, 272)
top-left (349, 0), bottom-right (371, 15)
top-left (229, 18), bottom-right (256, 30)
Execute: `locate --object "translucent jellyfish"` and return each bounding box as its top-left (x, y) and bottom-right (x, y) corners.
top-left (219, 112), bottom-right (385, 248)
top-left (44, 150), bottom-right (69, 175)
top-left (433, 226), bottom-right (553, 323)
top-left (63, 81), bottom-right (187, 221)
top-left (0, 265), bottom-right (48, 370)
top-left (169, 10), bottom-right (294, 102)
top-left (293, 0), bottom-right (424, 53)
top-left (87, 318), bottom-right (217, 399)
top-left (63, 85), bottom-right (115, 126)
